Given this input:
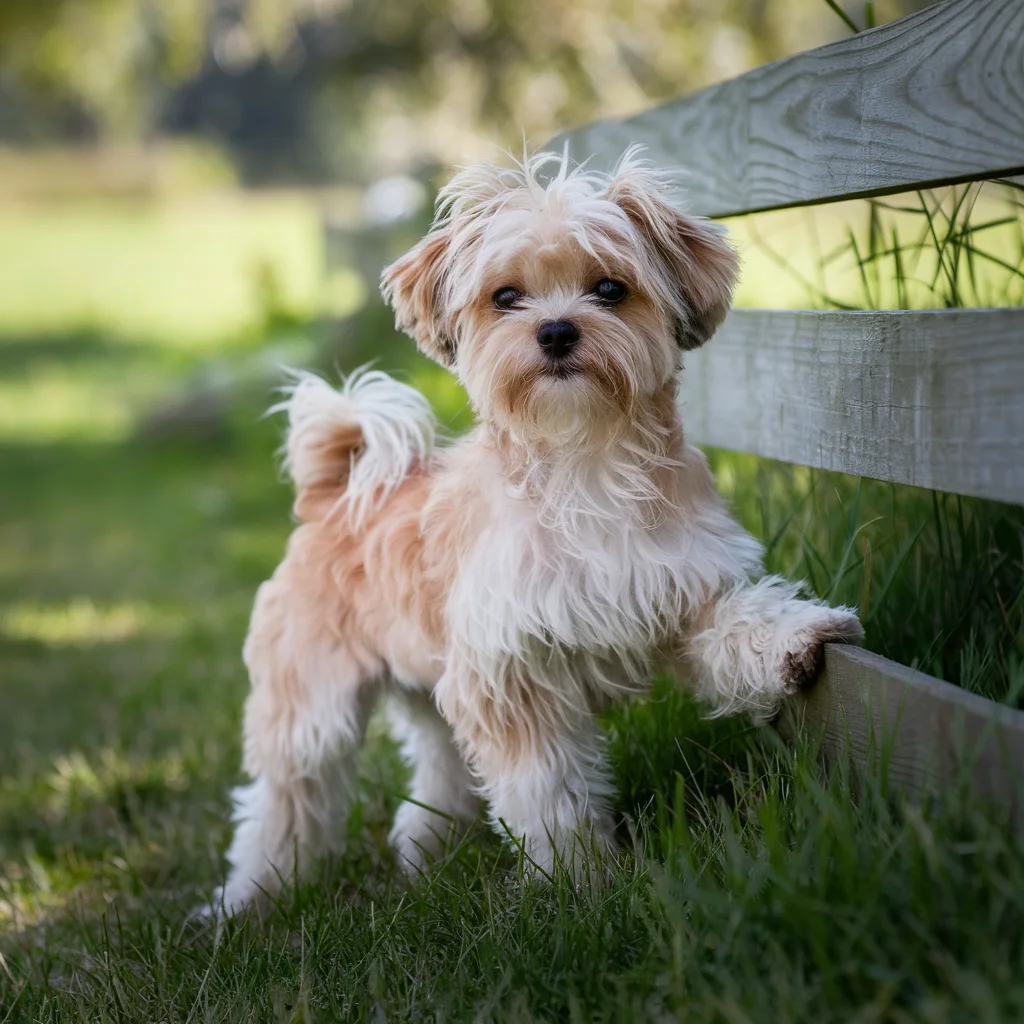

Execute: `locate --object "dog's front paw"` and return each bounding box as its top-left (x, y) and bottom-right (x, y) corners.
top-left (780, 606), bottom-right (864, 693)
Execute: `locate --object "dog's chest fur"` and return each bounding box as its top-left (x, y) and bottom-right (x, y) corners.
top-left (445, 445), bottom-right (762, 670)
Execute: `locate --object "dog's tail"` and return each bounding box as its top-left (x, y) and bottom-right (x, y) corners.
top-left (275, 368), bottom-right (436, 525)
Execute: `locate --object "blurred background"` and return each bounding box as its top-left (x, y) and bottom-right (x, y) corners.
top-left (2, 0), bottom-right (1023, 937)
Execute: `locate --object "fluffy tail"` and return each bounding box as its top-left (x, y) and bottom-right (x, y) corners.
top-left (275, 368), bottom-right (436, 525)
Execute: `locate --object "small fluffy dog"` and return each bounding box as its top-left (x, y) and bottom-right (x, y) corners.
top-left (213, 149), bottom-right (863, 914)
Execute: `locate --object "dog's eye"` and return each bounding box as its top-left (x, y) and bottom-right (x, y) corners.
top-left (594, 279), bottom-right (627, 303)
top-left (493, 286), bottom-right (523, 310)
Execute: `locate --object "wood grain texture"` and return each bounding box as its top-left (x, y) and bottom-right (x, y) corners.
top-left (779, 644), bottom-right (1024, 820)
top-left (545, 0), bottom-right (1024, 217)
top-left (679, 308), bottom-right (1024, 504)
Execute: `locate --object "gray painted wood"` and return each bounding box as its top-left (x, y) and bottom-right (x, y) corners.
top-left (679, 308), bottom-right (1024, 504)
top-left (779, 644), bottom-right (1024, 821)
top-left (546, 0), bottom-right (1024, 218)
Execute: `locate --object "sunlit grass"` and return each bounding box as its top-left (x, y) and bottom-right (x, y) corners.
top-left (0, 193), bottom-right (361, 350)
top-left (0, 746), bottom-right (197, 933)
top-left (0, 361), bottom-right (142, 442)
top-left (0, 600), bottom-right (183, 645)
top-left (730, 181), bottom-right (1024, 310)
top-left (40, 747), bottom-right (191, 817)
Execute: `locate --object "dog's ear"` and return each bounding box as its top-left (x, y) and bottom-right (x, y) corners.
top-left (605, 170), bottom-right (739, 349)
top-left (380, 226), bottom-right (456, 366)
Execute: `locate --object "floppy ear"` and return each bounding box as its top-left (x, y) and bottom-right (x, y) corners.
top-left (606, 172), bottom-right (739, 349)
top-left (380, 226), bottom-right (456, 366)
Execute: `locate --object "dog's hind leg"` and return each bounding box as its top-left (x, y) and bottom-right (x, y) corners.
top-left (386, 688), bottom-right (480, 874)
top-left (213, 575), bottom-right (382, 916)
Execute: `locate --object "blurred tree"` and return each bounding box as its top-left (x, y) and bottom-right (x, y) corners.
top-left (0, 0), bottom-right (924, 178)
top-left (0, 0), bottom-right (341, 137)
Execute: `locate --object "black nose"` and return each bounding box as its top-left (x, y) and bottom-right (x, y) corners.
top-left (537, 319), bottom-right (580, 358)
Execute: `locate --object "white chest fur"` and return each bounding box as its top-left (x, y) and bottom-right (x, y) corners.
top-left (446, 445), bottom-right (764, 669)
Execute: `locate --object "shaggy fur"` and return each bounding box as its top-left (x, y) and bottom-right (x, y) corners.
top-left (211, 148), bottom-right (863, 915)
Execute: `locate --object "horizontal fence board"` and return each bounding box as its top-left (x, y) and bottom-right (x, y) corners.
top-left (680, 308), bottom-right (1024, 504)
top-left (545, 0), bottom-right (1024, 218)
top-left (780, 645), bottom-right (1024, 821)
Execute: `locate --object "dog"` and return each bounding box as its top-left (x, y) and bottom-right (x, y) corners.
top-left (211, 148), bottom-right (863, 914)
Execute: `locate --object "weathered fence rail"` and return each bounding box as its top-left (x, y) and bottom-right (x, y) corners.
top-left (547, 0), bottom-right (1024, 811)
top-left (683, 308), bottom-right (1024, 505)
top-left (547, 0), bottom-right (1024, 218)
top-left (779, 646), bottom-right (1024, 822)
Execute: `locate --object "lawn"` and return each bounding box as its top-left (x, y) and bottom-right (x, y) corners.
top-left (1, 190), bottom-right (1023, 1022)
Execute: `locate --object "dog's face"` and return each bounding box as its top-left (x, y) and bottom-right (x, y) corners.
top-left (382, 151), bottom-right (738, 444)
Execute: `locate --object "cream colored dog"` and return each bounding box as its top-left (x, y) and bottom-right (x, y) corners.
top-left (212, 149), bottom-right (863, 914)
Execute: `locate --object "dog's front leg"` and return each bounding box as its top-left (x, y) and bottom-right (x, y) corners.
top-left (435, 655), bottom-right (618, 880)
top-left (672, 576), bottom-right (864, 717)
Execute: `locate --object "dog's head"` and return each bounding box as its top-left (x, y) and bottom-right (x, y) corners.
top-left (381, 148), bottom-right (738, 445)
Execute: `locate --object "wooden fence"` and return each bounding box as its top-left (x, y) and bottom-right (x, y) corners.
top-left (546, 0), bottom-right (1024, 816)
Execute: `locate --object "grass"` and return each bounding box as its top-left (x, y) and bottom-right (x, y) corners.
top-left (0, 193), bottom-right (362, 353)
top-left (729, 181), bottom-right (1024, 312)
top-left (1, 184), bottom-right (1023, 1020)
